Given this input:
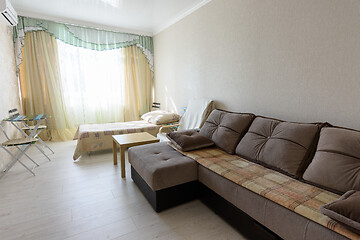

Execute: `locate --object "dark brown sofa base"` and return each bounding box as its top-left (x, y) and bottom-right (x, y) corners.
top-left (131, 166), bottom-right (281, 239)
top-left (199, 185), bottom-right (281, 240)
top-left (131, 166), bottom-right (200, 212)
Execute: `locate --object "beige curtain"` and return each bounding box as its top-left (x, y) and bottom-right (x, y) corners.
top-left (123, 45), bottom-right (152, 120)
top-left (19, 31), bottom-right (76, 141)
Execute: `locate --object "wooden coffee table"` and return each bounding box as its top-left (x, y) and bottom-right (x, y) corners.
top-left (112, 132), bottom-right (160, 178)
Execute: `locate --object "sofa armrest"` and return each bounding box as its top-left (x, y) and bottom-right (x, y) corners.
top-left (159, 124), bottom-right (180, 134)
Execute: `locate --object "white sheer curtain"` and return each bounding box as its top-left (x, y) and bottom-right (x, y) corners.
top-left (57, 40), bottom-right (127, 125)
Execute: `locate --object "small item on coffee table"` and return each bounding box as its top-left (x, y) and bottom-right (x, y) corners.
top-left (320, 190), bottom-right (360, 234)
top-left (167, 130), bottom-right (214, 152)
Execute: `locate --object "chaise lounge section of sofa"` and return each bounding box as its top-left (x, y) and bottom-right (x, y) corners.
top-left (129, 109), bottom-right (360, 240)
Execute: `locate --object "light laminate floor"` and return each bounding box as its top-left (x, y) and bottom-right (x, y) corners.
top-left (0, 141), bottom-right (246, 240)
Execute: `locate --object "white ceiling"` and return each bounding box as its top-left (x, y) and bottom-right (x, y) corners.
top-left (10, 0), bottom-right (210, 36)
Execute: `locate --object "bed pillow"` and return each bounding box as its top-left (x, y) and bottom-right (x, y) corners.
top-left (236, 117), bottom-right (321, 178)
top-left (303, 127), bottom-right (360, 194)
top-left (141, 110), bottom-right (164, 121)
top-left (141, 110), bottom-right (180, 125)
top-left (320, 190), bottom-right (360, 234)
top-left (167, 130), bottom-right (214, 152)
top-left (199, 109), bottom-right (255, 154)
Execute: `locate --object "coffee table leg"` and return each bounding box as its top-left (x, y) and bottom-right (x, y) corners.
top-left (113, 140), bottom-right (117, 165)
top-left (120, 146), bottom-right (126, 178)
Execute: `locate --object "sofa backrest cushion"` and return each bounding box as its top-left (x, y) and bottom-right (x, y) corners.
top-left (199, 109), bottom-right (255, 154)
top-left (303, 127), bottom-right (360, 194)
top-left (235, 117), bottom-right (320, 178)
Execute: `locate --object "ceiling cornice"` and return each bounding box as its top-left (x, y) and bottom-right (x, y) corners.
top-left (17, 10), bottom-right (153, 36)
top-left (16, 0), bottom-right (212, 37)
top-left (152, 0), bottom-right (211, 35)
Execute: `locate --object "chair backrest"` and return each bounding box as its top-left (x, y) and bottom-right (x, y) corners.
top-left (178, 99), bottom-right (214, 131)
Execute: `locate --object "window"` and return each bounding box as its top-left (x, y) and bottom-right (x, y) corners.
top-left (57, 40), bottom-right (127, 124)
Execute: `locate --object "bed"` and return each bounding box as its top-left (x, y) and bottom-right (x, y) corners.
top-left (73, 120), bottom-right (161, 160)
top-left (73, 99), bottom-right (214, 160)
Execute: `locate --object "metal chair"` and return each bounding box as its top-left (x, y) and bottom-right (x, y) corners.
top-left (8, 109), bottom-right (54, 155)
top-left (0, 121), bottom-right (39, 179)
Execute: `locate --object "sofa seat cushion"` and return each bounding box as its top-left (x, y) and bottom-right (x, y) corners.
top-left (128, 142), bottom-right (198, 191)
top-left (170, 145), bottom-right (360, 239)
top-left (303, 127), bottom-right (360, 194)
top-left (199, 165), bottom-right (348, 240)
top-left (167, 130), bottom-right (214, 151)
top-left (200, 109), bottom-right (255, 154)
top-left (235, 117), bottom-right (320, 178)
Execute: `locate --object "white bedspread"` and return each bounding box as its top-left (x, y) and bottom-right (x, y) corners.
top-left (73, 120), bottom-right (160, 160)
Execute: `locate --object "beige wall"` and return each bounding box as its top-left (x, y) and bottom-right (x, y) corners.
top-left (0, 23), bottom-right (21, 170)
top-left (154, 0), bottom-right (360, 129)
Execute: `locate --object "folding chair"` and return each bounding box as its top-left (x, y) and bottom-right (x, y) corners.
top-left (0, 121), bottom-right (39, 179)
top-left (8, 109), bottom-right (54, 155)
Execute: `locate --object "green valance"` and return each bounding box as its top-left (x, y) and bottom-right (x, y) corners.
top-left (13, 16), bottom-right (154, 73)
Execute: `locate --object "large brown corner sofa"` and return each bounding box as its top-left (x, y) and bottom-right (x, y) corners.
top-left (128, 109), bottom-right (360, 240)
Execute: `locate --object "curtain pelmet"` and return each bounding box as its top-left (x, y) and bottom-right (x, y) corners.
top-left (14, 16), bottom-right (154, 74)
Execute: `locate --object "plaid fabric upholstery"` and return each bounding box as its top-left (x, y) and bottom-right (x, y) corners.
top-left (169, 144), bottom-right (360, 240)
